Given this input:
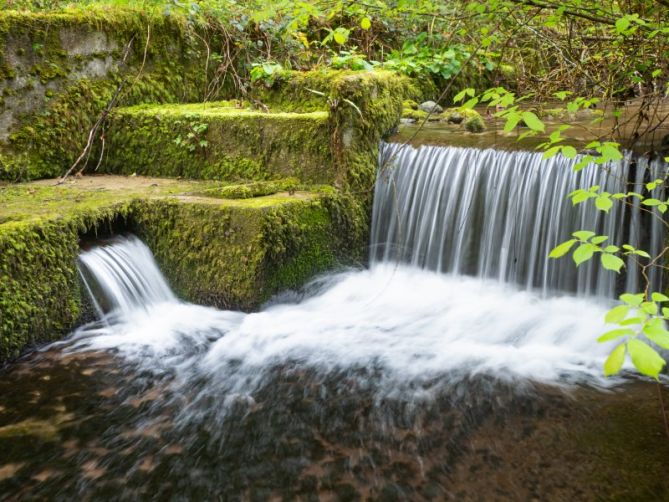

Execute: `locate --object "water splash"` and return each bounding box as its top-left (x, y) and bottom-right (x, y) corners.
top-left (67, 145), bottom-right (667, 393)
top-left (78, 235), bottom-right (175, 317)
top-left (69, 237), bottom-right (617, 391)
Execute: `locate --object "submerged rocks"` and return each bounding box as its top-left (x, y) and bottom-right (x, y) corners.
top-left (400, 105), bottom-right (486, 133)
top-left (418, 100), bottom-right (444, 114)
top-left (447, 112), bottom-right (464, 124)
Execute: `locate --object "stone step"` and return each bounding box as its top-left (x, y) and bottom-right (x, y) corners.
top-left (102, 101), bottom-right (335, 184)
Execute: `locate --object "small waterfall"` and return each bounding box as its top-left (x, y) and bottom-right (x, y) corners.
top-left (78, 235), bottom-right (176, 317)
top-left (372, 142), bottom-right (666, 297)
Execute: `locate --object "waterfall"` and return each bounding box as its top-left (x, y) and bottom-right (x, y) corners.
top-left (69, 146), bottom-right (666, 389)
top-left (78, 235), bottom-right (176, 317)
top-left (372, 142), bottom-right (666, 297)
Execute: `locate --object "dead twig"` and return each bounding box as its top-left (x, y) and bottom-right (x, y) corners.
top-left (58, 36), bottom-right (136, 185)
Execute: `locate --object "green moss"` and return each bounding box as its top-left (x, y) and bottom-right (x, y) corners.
top-left (403, 99), bottom-right (418, 110)
top-left (464, 115), bottom-right (486, 133)
top-left (197, 178), bottom-right (301, 199)
top-left (0, 8), bottom-right (215, 182)
top-left (101, 104), bottom-right (333, 183)
top-left (0, 203), bottom-right (133, 360)
top-left (402, 108), bottom-right (429, 121)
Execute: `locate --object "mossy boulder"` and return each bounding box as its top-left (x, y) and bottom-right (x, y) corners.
top-left (464, 115), bottom-right (486, 133)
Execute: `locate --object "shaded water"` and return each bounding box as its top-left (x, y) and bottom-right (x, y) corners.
top-left (2, 142), bottom-right (669, 499)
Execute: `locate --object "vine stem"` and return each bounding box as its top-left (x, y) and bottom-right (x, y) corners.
top-left (656, 382), bottom-right (669, 439)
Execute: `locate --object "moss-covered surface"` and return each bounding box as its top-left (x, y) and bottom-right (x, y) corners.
top-left (102, 102), bottom-right (333, 183)
top-left (254, 69), bottom-right (420, 193)
top-left (0, 7), bottom-right (216, 182)
top-left (0, 175), bottom-right (365, 360)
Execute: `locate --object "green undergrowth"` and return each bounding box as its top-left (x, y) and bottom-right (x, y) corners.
top-left (0, 175), bottom-right (365, 360)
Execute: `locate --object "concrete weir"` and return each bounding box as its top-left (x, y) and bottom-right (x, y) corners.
top-left (0, 8), bottom-right (418, 360)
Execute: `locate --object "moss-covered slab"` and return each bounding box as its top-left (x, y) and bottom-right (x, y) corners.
top-left (102, 102), bottom-right (334, 183)
top-left (0, 175), bottom-right (365, 360)
top-left (0, 7), bottom-right (216, 181)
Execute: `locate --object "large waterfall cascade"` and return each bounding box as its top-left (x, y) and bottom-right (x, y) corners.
top-left (372, 142), bottom-right (666, 298)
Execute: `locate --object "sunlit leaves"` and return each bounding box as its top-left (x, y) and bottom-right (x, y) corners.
top-left (360, 17), bottom-right (371, 30)
top-left (521, 111), bottom-right (544, 132)
top-left (548, 239), bottom-right (576, 258)
top-left (573, 243), bottom-right (595, 266)
top-left (600, 253), bottom-right (624, 272)
top-left (605, 305), bottom-right (630, 324)
top-left (453, 88), bottom-right (476, 103)
top-left (595, 193), bottom-right (612, 212)
top-left (603, 343), bottom-right (626, 376)
top-left (628, 339), bottom-right (665, 379)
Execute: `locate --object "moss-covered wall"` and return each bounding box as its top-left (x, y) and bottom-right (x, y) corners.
top-left (0, 8), bottom-right (216, 181)
top-left (0, 203), bottom-right (132, 359)
top-left (99, 70), bottom-right (414, 191)
top-left (132, 192), bottom-right (365, 309)
top-left (257, 69), bottom-right (421, 194)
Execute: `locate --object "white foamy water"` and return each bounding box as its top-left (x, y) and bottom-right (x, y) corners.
top-left (66, 252), bottom-right (619, 392)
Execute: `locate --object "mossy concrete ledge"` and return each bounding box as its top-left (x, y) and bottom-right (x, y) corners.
top-left (102, 69), bottom-right (418, 192)
top-left (0, 177), bottom-right (365, 361)
top-left (103, 103), bottom-right (333, 183)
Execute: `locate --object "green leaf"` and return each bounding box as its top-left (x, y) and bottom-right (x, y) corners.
top-left (600, 143), bottom-right (624, 162)
top-left (621, 317), bottom-right (645, 326)
top-left (605, 305), bottom-right (629, 324)
top-left (641, 301), bottom-right (658, 315)
top-left (573, 243), bottom-right (594, 266)
top-left (521, 111), bottom-right (545, 132)
top-left (652, 292), bottom-right (669, 302)
top-left (627, 339), bottom-right (666, 379)
top-left (591, 236), bottom-right (608, 245)
top-left (601, 254), bottom-right (625, 272)
top-left (615, 17), bottom-right (630, 33)
top-left (620, 293), bottom-right (644, 307)
top-left (549, 239), bottom-right (577, 258)
top-left (598, 328), bottom-right (634, 342)
top-left (461, 97), bottom-right (479, 109)
top-left (604, 343), bottom-right (626, 376)
top-left (595, 195), bottom-right (613, 212)
top-left (453, 88), bottom-right (475, 103)
top-left (561, 145), bottom-right (577, 159)
top-left (360, 17), bottom-right (371, 30)
top-left (573, 230), bottom-right (595, 241)
top-left (542, 146), bottom-right (561, 160)
top-left (503, 114), bottom-right (522, 133)
top-left (643, 325), bottom-right (669, 349)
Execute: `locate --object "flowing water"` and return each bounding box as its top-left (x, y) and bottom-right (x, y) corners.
top-left (1, 144), bottom-right (669, 500)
